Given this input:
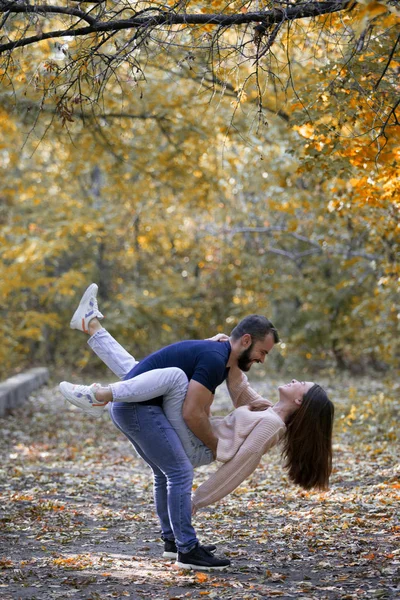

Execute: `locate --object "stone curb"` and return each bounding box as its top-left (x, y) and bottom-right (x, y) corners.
top-left (0, 368), bottom-right (49, 417)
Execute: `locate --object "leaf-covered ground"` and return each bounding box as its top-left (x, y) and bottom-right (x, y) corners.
top-left (0, 375), bottom-right (399, 599)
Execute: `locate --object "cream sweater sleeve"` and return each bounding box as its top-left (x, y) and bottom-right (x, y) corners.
top-left (227, 366), bottom-right (273, 408)
top-left (192, 446), bottom-right (262, 510)
top-left (192, 413), bottom-right (285, 509)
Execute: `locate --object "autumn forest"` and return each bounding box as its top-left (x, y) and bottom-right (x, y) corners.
top-left (1, 2), bottom-right (399, 599)
top-left (1, 0), bottom-right (398, 378)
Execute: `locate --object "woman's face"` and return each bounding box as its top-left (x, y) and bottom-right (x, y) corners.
top-left (278, 379), bottom-right (314, 403)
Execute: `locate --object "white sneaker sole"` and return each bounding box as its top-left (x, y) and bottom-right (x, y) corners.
top-left (164, 545), bottom-right (217, 560)
top-left (175, 561), bottom-right (229, 571)
top-left (70, 283), bottom-right (102, 333)
top-left (59, 382), bottom-right (105, 418)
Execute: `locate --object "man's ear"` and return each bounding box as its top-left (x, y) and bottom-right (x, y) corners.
top-left (241, 333), bottom-right (252, 348)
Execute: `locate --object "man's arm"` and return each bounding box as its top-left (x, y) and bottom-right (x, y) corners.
top-left (182, 380), bottom-right (219, 456)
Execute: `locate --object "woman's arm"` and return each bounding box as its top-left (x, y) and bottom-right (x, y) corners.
top-left (227, 366), bottom-right (273, 408)
top-left (192, 446), bottom-right (262, 510)
top-left (192, 415), bottom-right (285, 509)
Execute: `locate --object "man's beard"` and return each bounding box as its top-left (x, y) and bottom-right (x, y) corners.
top-left (237, 343), bottom-right (254, 372)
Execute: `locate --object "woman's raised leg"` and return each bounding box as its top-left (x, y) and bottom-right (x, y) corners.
top-left (69, 282), bottom-right (138, 379)
top-left (88, 327), bottom-right (138, 379)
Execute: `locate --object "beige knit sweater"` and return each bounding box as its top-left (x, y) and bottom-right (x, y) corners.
top-left (192, 366), bottom-right (286, 509)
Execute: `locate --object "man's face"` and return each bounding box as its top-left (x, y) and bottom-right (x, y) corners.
top-left (237, 333), bottom-right (275, 372)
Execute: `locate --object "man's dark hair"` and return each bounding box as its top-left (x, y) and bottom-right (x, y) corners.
top-left (230, 315), bottom-right (279, 343)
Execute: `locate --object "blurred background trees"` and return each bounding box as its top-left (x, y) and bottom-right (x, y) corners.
top-left (0, 1), bottom-right (398, 377)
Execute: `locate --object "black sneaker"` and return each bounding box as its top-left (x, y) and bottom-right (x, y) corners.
top-left (176, 543), bottom-right (230, 571)
top-left (162, 539), bottom-right (217, 559)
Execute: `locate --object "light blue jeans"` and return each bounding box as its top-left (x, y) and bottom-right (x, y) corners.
top-left (87, 329), bottom-right (212, 551)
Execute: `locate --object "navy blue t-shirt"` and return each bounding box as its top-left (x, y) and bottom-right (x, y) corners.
top-left (122, 340), bottom-right (231, 405)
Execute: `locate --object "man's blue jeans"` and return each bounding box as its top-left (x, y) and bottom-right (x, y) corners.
top-left (88, 329), bottom-right (199, 552)
top-left (109, 402), bottom-right (198, 552)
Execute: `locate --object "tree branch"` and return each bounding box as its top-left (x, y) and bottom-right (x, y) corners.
top-left (212, 225), bottom-right (380, 262)
top-left (0, 2), bottom-right (351, 54)
top-left (374, 32), bottom-right (400, 90)
top-left (0, 2), bottom-right (97, 26)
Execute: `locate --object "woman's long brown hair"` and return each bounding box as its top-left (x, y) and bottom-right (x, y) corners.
top-left (281, 384), bottom-right (334, 490)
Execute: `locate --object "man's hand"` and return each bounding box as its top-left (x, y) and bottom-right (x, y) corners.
top-left (206, 333), bottom-right (229, 342)
top-left (182, 380), bottom-right (219, 455)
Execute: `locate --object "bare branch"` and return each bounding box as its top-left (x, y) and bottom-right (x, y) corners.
top-left (211, 225), bottom-right (380, 262)
top-left (0, 2), bottom-right (97, 26)
top-left (374, 32), bottom-right (400, 90)
top-left (0, 2), bottom-right (352, 54)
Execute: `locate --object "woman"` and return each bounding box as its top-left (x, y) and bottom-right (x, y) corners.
top-left (60, 337), bottom-right (335, 510)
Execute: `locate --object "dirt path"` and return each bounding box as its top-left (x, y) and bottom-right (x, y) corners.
top-left (0, 378), bottom-right (399, 599)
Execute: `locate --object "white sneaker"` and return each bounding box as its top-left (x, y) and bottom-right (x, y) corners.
top-left (59, 382), bottom-right (108, 418)
top-left (70, 283), bottom-right (104, 333)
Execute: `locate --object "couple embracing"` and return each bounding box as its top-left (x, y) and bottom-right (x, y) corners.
top-left (59, 284), bottom-right (334, 571)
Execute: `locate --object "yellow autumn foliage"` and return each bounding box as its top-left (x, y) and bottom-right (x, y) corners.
top-left (0, 3), bottom-right (398, 378)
